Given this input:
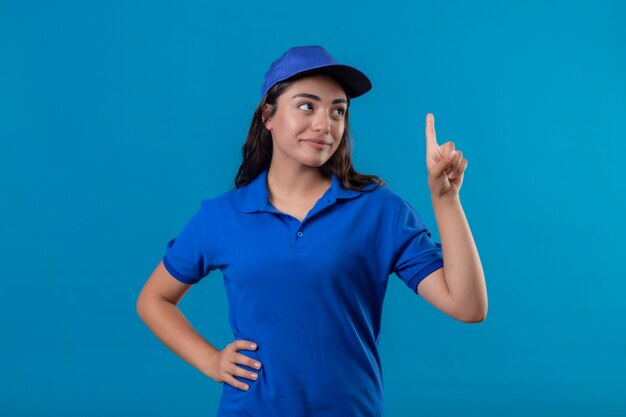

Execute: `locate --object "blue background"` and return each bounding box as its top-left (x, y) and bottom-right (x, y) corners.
top-left (1, 0), bottom-right (625, 416)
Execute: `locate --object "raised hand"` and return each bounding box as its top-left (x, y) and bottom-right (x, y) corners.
top-left (425, 113), bottom-right (467, 199)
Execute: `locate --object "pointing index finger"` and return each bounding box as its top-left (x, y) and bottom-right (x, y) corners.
top-left (425, 113), bottom-right (438, 151)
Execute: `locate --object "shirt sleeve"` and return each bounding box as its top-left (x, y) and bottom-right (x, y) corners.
top-left (162, 199), bottom-right (215, 285)
top-left (392, 197), bottom-right (444, 293)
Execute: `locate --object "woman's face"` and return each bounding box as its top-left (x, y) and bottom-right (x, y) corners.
top-left (264, 74), bottom-right (348, 169)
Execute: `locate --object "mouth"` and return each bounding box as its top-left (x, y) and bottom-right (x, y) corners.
top-left (301, 139), bottom-right (330, 145)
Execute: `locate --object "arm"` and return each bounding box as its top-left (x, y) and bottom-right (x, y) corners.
top-left (417, 196), bottom-right (487, 323)
top-left (137, 260), bottom-right (263, 391)
top-left (136, 261), bottom-right (219, 374)
top-left (417, 113), bottom-right (487, 323)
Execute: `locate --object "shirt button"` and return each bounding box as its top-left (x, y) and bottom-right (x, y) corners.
top-left (297, 231), bottom-right (303, 237)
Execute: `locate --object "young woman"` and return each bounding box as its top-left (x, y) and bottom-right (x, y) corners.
top-left (136, 45), bottom-right (487, 417)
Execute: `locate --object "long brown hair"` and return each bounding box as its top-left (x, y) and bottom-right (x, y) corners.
top-left (234, 74), bottom-right (386, 191)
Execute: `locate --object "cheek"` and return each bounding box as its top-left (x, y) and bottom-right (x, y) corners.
top-left (334, 123), bottom-right (345, 139)
top-left (331, 136), bottom-right (343, 153)
top-left (283, 115), bottom-right (308, 133)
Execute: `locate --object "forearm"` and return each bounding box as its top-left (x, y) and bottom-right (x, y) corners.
top-left (137, 297), bottom-right (219, 374)
top-left (432, 195), bottom-right (487, 321)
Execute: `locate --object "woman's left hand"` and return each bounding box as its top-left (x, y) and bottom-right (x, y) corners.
top-left (425, 113), bottom-right (468, 200)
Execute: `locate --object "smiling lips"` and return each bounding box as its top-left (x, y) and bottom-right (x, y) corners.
top-left (302, 139), bottom-right (329, 150)
top-left (302, 138), bottom-right (329, 145)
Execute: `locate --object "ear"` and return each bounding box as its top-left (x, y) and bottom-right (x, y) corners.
top-left (262, 104), bottom-right (274, 131)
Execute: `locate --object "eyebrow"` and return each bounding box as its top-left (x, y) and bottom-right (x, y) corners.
top-left (291, 93), bottom-right (348, 105)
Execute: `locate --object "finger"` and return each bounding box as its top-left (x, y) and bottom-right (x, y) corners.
top-left (449, 156), bottom-right (468, 180)
top-left (235, 353), bottom-right (262, 370)
top-left (223, 373), bottom-right (251, 391)
top-left (439, 141), bottom-right (454, 174)
top-left (229, 363), bottom-right (259, 381)
top-left (438, 140), bottom-right (455, 167)
top-left (233, 340), bottom-right (258, 351)
top-left (441, 141), bottom-right (455, 156)
top-left (432, 150), bottom-right (458, 178)
top-left (454, 158), bottom-right (468, 179)
top-left (446, 150), bottom-right (463, 176)
top-left (425, 113), bottom-right (438, 153)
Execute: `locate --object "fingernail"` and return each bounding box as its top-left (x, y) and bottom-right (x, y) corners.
top-left (449, 151), bottom-right (457, 159)
top-left (254, 362), bottom-right (261, 369)
top-left (250, 343), bottom-right (257, 349)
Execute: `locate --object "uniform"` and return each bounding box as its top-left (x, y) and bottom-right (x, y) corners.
top-left (163, 168), bottom-right (444, 417)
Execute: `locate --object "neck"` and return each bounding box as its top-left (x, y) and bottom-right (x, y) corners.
top-left (266, 163), bottom-right (331, 203)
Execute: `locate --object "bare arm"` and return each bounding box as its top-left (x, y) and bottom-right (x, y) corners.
top-left (417, 113), bottom-right (488, 323)
top-left (136, 261), bottom-right (219, 375)
top-left (136, 260), bottom-right (262, 391)
top-left (417, 197), bottom-right (487, 323)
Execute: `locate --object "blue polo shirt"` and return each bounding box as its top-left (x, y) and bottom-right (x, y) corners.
top-left (162, 168), bottom-right (444, 417)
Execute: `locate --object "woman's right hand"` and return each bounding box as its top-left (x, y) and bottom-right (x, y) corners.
top-left (204, 340), bottom-right (263, 391)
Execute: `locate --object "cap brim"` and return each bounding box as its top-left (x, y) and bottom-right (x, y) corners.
top-left (283, 64), bottom-right (372, 99)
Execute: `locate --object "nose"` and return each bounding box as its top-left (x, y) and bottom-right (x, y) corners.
top-left (311, 109), bottom-right (331, 134)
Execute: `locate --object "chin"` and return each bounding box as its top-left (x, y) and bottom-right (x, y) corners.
top-left (300, 160), bottom-right (327, 168)
top-left (296, 153), bottom-right (331, 168)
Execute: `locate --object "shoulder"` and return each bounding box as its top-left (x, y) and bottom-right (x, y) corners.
top-left (198, 185), bottom-right (244, 212)
top-left (358, 181), bottom-right (407, 211)
top-left (359, 182), bottom-right (431, 233)
top-left (335, 181), bottom-right (409, 230)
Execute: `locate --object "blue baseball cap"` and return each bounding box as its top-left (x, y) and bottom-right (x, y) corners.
top-left (260, 45), bottom-right (372, 100)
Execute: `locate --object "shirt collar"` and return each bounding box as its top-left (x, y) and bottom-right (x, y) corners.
top-left (240, 168), bottom-right (372, 213)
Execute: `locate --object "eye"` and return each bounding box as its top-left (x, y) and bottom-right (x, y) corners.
top-left (297, 102), bottom-right (346, 118)
top-left (334, 107), bottom-right (346, 117)
top-left (297, 102), bottom-right (314, 111)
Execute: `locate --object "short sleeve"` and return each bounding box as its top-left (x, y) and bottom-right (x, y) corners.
top-left (162, 199), bottom-right (215, 285)
top-left (392, 197), bottom-right (444, 293)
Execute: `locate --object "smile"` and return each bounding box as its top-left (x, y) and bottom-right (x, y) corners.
top-left (302, 140), bottom-right (329, 150)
